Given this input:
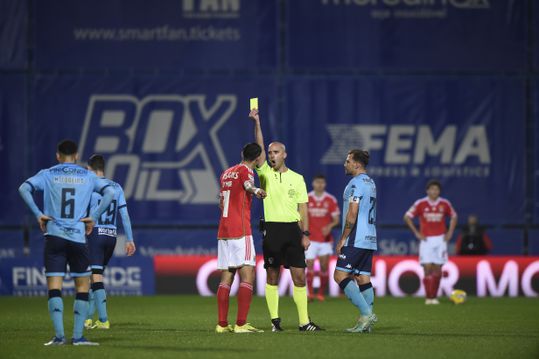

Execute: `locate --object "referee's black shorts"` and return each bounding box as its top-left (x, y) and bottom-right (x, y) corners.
top-left (262, 222), bottom-right (306, 269)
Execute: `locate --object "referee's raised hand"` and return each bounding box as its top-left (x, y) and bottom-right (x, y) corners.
top-left (249, 109), bottom-right (259, 122)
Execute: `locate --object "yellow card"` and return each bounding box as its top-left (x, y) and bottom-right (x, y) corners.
top-left (250, 97), bottom-right (259, 110)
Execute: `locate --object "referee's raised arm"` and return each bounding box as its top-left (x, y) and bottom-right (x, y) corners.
top-left (249, 109), bottom-right (266, 167)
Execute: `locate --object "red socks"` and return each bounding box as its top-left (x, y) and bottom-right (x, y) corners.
top-left (319, 271), bottom-right (329, 296)
top-left (307, 270), bottom-right (315, 297)
top-left (432, 271), bottom-right (442, 298)
top-left (423, 271), bottom-right (442, 299)
top-left (236, 282), bottom-right (253, 326)
top-left (217, 283), bottom-right (230, 327)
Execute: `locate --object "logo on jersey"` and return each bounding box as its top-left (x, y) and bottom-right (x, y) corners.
top-left (322, 124), bottom-right (491, 178)
top-left (79, 94), bottom-right (236, 204)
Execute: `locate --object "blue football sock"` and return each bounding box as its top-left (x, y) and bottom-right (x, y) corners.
top-left (339, 278), bottom-right (371, 317)
top-left (73, 293), bottom-right (89, 339)
top-left (359, 282), bottom-right (375, 312)
top-left (94, 288), bottom-right (108, 322)
top-left (87, 289), bottom-right (95, 320)
top-left (48, 290), bottom-right (64, 339)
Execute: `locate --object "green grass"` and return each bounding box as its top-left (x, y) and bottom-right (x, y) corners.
top-left (0, 295), bottom-right (538, 359)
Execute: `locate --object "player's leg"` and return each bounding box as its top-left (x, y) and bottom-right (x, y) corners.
top-left (233, 235), bottom-right (262, 332)
top-left (430, 237), bottom-right (448, 303)
top-left (317, 243), bottom-right (333, 301)
top-left (420, 237), bottom-right (436, 304)
top-left (68, 241), bottom-right (98, 345)
top-left (287, 225), bottom-right (322, 331)
top-left (217, 269), bottom-right (235, 332)
top-left (44, 236), bottom-right (67, 346)
top-left (334, 247), bottom-right (372, 332)
top-left (85, 231), bottom-right (99, 328)
top-left (91, 235), bottom-right (116, 329)
top-left (263, 223), bottom-right (284, 330)
top-left (305, 241), bottom-right (319, 300)
top-left (355, 250), bottom-right (375, 316)
top-left (216, 239), bottom-right (234, 332)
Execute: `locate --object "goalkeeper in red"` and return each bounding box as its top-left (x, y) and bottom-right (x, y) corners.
top-left (216, 143), bottom-right (267, 333)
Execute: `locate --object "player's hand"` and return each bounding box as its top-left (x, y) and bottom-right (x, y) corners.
top-left (37, 215), bottom-right (52, 233)
top-left (444, 232), bottom-right (453, 242)
top-left (255, 189), bottom-right (267, 199)
top-left (125, 241), bottom-right (136, 256)
top-left (81, 217), bottom-right (95, 235)
top-left (301, 236), bottom-right (311, 251)
top-left (321, 225), bottom-right (331, 237)
top-left (249, 109), bottom-right (259, 122)
top-left (415, 232), bottom-right (426, 241)
top-left (336, 240), bottom-right (345, 255)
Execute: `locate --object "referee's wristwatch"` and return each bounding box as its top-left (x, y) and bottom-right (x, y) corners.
top-left (302, 230), bottom-right (311, 237)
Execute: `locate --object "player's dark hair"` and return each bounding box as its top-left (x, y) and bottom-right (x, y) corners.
top-left (348, 149), bottom-right (370, 168)
top-left (313, 174), bottom-right (326, 181)
top-left (88, 154), bottom-right (105, 172)
top-left (57, 140), bottom-right (78, 156)
top-left (242, 143), bottom-right (262, 162)
top-left (426, 179), bottom-right (442, 191)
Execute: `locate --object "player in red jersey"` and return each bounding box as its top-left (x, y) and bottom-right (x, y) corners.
top-left (306, 174), bottom-right (340, 302)
top-left (216, 143), bottom-right (267, 333)
top-left (404, 179), bottom-right (457, 305)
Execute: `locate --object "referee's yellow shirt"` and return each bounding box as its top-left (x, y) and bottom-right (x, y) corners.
top-left (255, 161), bottom-right (308, 222)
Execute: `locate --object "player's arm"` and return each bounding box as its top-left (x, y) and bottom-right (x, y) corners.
top-left (249, 109), bottom-right (266, 167)
top-left (336, 200), bottom-right (359, 255)
top-left (119, 206), bottom-right (136, 256)
top-left (404, 203), bottom-right (425, 240)
top-left (445, 215), bottom-right (457, 242)
top-left (18, 172), bottom-right (50, 232)
top-left (324, 211), bottom-right (341, 236)
top-left (243, 177), bottom-right (266, 199)
top-left (298, 202), bottom-right (310, 250)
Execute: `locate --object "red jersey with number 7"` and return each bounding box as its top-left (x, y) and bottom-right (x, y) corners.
top-left (217, 164), bottom-right (254, 239)
top-left (405, 196), bottom-right (457, 237)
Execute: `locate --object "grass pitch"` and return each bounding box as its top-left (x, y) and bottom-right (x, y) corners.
top-left (0, 295), bottom-right (538, 359)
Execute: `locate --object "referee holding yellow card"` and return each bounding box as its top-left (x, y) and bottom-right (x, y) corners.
top-left (248, 101), bottom-right (323, 332)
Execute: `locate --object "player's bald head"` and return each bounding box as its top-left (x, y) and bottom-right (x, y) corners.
top-left (268, 142), bottom-right (286, 152)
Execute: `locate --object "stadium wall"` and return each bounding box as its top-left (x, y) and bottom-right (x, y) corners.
top-left (0, 0), bottom-right (538, 295)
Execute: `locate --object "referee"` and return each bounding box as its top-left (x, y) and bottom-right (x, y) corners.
top-left (249, 109), bottom-right (323, 332)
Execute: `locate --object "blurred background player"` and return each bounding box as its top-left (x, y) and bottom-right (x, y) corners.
top-left (306, 174), bottom-right (340, 302)
top-left (85, 154), bottom-right (136, 330)
top-left (249, 109), bottom-right (323, 332)
top-left (18, 140), bottom-right (115, 346)
top-left (455, 214), bottom-right (492, 255)
top-left (333, 149), bottom-right (377, 333)
top-left (216, 143), bottom-right (267, 334)
top-left (404, 179), bottom-right (457, 305)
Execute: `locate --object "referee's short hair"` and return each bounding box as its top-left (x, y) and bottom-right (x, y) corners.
top-left (57, 140), bottom-right (78, 156)
top-left (348, 149), bottom-right (370, 168)
top-left (88, 154), bottom-right (106, 172)
top-left (242, 143), bottom-right (262, 162)
top-left (426, 179), bottom-right (442, 191)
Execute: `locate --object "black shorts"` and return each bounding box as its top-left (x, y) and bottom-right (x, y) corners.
top-left (88, 231), bottom-right (117, 270)
top-left (263, 222), bottom-right (306, 269)
top-left (44, 235), bottom-right (90, 277)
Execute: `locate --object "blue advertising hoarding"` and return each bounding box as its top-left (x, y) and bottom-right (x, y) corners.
top-left (34, 0), bottom-right (277, 70)
top-left (284, 76), bottom-right (526, 225)
top-left (25, 74), bottom-right (277, 225)
top-left (286, 0), bottom-right (528, 71)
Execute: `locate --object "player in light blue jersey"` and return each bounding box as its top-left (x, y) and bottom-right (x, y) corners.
top-left (18, 140), bottom-right (116, 346)
top-left (84, 154), bottom-right (136, 330)
top-left (333, 149), bottom-right (377, 333)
